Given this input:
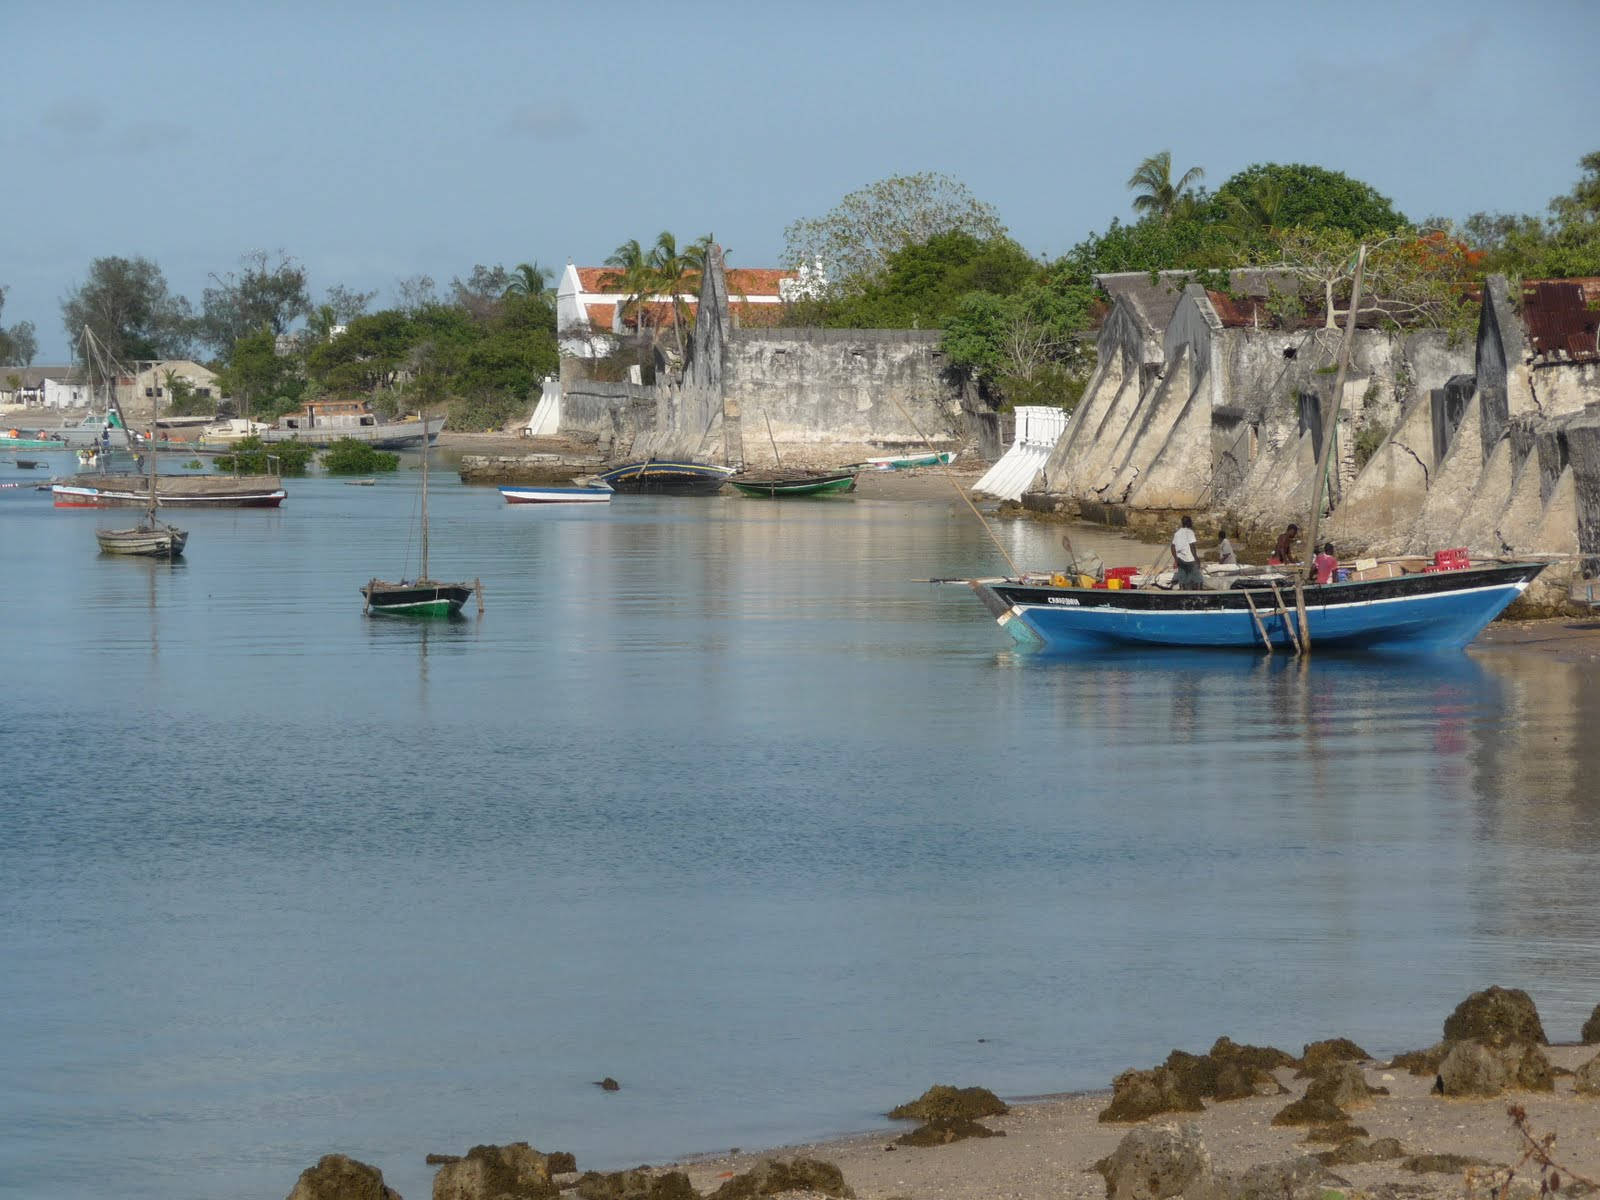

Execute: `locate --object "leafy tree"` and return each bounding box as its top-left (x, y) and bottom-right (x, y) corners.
top-left (449, 265), bottom-right (512, 322)
top-left (61, 255), bottom-right (193, 362)
top-left (0, 287), bottom-right (38, 366)
top-left (1213, 163), bottom-right (1403, 238)
top-left (783, 172), bottom-right (1007, 288)
top-left (394, 274), bottom-right (439, 314)
top-left (162, 369), bottom-right (214, 417)
top-left (1053, 216), bottom-right (1234, 281)
top-left (306, 309), bottom-right (416, 395)
top-left (322, 438), bottom-right (399, 473)
top-left (1267, 228), bottom-right (1479, 335)
top-left (324, 283), bottom-right (376, 324)
top-left (824, 231), bottom-right (1040, 329)
top-left (214, 327), bottom-right (305, 422)
top-left (943, 279), bottom-right (1093, 409)
top-left (198, 250), bottom-right (311, 354)
top-left (1216, 175), bottom-right (1291, 250)
top-left (1127, 151), bottom-right (1205, 222)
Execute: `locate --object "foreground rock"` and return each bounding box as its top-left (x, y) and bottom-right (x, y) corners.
top-left (287, 1154), bottom-right (402, 1200)
top-left (1296, 1038), bottom-right (1370, 1077)
top-left (887, 1084), bottom-right (1007, 1121)
top-left (1096, 1124), bottom-right (1341, 1200)
top-left (1272, 1063), bottom-right (1382, 1126)
top-left (1099, 1067), bottom-right (1205, 1122)
top-left (1584, 1003), bottom-right (1600, 1045)
top-left (1437, 1038), bottom-right (1553, 1096)
top-left (575, 1169), bottom-right (696, 1200)
top-left (1441, 985), bottom-right (1547, 1046)
top-left (708, 1158), bottom-right (853, 1200)
top-left (432, 1143), bottom-right (559, 1200)
top-left (894, 1116), bottom-right (1005, 1146)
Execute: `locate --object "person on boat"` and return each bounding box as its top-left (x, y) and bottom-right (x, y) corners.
top-left (1216, 529), bottom-right (1238, 565)
top-left (1269, 523), bottom-right (1299, 565)
top-left (1171, 515), bottom-right (1205, 590)
top-left (1313, 542), bottom-right (1339, 585)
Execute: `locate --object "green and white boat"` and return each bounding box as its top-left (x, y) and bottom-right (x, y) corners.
top-left (729, 468), bottom-right (858, 498)
top-left (861, 450), bottom-right (956, 470)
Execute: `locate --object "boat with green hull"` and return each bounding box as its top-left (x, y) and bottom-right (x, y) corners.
top-left (729, 469), bottom-right (858, 497)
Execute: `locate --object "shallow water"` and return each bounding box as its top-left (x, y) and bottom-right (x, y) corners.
top-left (3, 454), bottom-right (1598, 1200)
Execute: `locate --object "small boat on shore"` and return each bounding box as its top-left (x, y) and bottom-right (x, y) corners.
top-left (729, 468), bottom-right (858, 497)
top-left (969, 559), bottom-right (1549, 654)
top-left (861, 450), bottom-right (956, 471)
top-left (263, 399), bottom-right (443, 449)
top-left (500, 484), bottom-right (612, 504)
top-left (596, 460), bottom-right (736, 496)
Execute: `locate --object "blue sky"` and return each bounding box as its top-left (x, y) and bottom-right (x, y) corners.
top-left (6, 0), bottom-right (1597, 362)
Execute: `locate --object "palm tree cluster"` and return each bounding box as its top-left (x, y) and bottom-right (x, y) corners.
top-left (1127, 150), bottom-right (1205, 223)
top-left (602, 231), bottom-right (714, 357)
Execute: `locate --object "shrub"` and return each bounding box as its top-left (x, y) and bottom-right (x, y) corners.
top-left (322, 438), bottom-right (400, 473)
top-left (1353, 422), bottom-right (1389, 469)
top-left (211, 435), bottom-right (314, 475)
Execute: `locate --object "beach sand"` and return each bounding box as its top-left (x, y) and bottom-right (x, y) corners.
top-left (661, 1047), bottom-right (1600, 1200)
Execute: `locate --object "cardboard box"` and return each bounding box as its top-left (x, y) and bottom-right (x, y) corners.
top-left (1353, 562), bottom-right (1403, 581)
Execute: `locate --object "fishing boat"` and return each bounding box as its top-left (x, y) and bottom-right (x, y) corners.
top-left (969, 561), bottom-right (1547, 653)
top-left (862, 450), bottom-right (956, 470)
top-left (596, 459), bottom-right (736, 495)
top-left (264, 399), bottom-right (444, 449)
top-left (1, 430), bottom-right (70, 451)
top-left (95, 394), bottom-right (187, 558)
top-left (362, 408), bottom-right (480, 617)
top-left (53, 476), bottom-right (286, 507)
top-left (13, 459), bottom-right (44, 469)
top-left (729, 468), bottom-right (858, 497)
top-left (500, 484), bottom-right (612, 504)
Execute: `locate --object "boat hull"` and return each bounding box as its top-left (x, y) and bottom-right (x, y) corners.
top-left (53, 478), bottom-right (286, 508)
top-left (96, 525), bottom-right (188, 557)
top-left (500, 485), bottom-right (612, 504)
top-left (362, 580), bottom-right (474, 617)
top-left (730, 471), bottom-right (857, 497)
top-left (863, 450), bottom-right (955, 470)
top-left (261, 416), bottom-right (445, 449)
top-left (596, 461), bottom-right (736, 495)
top-left (974, 562), bottom-right (1547, 654)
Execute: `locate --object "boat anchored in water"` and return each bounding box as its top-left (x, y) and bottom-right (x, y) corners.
top-left (500, 484), bottom-right (612, 504)
top-left (729, 468), bottom-right (858, 497)
top-left (264, 399), bottom-right (444, 449)
top-left (363, 406), bottom-right (481, 617)
top-left (95, 388), bottom-right (187, 559)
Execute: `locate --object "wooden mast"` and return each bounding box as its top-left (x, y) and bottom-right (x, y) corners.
top-left (419, 405), bottom-right (430, 582)
top-left (1301, 243), bottom-right (1369, 633)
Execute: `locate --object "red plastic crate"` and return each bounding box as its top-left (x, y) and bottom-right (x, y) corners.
top-left (1105, 566), bottom-right (1139, 581)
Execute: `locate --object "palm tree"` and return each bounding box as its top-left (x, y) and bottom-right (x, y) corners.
top-left (649, 232), bottom-right (715, 357)
top-left (502, 261), bottom-right (555, 301)
top-left (1218, 177), bottom-right (1291, 247)
top-left (1127, 151), bottom-right (1205, 222)
top-left (602, 239), bottom-right (656, 336)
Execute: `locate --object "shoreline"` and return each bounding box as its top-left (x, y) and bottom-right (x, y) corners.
top-left (648, 1044), bottom-right (1600, 1200)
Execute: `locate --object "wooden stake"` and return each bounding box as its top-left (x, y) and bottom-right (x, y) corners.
top-left (1293, 579), bottom-right (1312, 653)
top-left (1270, 581), bottom-right (1301, 655)
top-left (1243, 590), bottom-right (1273, 654)
top-left (1304, 244), bottom-right (1367, 581)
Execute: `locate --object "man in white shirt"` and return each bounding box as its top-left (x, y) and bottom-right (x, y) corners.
top-left (1171, 515), bottom-right (1206, 590)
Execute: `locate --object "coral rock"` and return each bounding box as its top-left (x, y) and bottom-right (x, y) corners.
top-left (432, 1143), bottom-right (559, 1200)
top-left (894, 1117), bottom-right (1004, 1147)
top-left (1441, 986), bottom-right (1547, 1047)
top-left (286, 1154), bottom-right (402, 1200)
top-left (1095, 1123), bottom-right (1213, 1200)
top-left (709, 1158), bottom-right (853, 1200)
top-left (1099, 1068), bottom-right (1205, 1123)
top-left (887, 1084), bottom-right (1008, 1121)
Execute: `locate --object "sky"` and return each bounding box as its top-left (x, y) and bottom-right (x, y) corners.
top-left (4, 0), bottom-right (1598, 363)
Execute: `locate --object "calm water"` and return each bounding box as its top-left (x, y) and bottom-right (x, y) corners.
top-left (3, 451), bottom-right (1599, 1200)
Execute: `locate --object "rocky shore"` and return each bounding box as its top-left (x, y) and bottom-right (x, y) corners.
top-left (286, 988), bottom-right (1600, 1200)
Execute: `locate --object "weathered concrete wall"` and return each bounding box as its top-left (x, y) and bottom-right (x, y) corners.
top-left (722, 328), bottom-right (961, 466)
top-left (557, 379), bottom-right (655, 455)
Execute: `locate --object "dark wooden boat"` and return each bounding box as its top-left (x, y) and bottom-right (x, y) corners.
top-left (729, 468), bottom-right (857, 497)
top-left (597, 459), bottom-right (736, 495)
top-left (96, 397), bottom-right (187, 559)
top-left (14, 459), bottom-right (43, 469)
top-left (362, 407), bottom-right (480, 618)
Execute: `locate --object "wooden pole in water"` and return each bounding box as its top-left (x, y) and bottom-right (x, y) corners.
top-left (763, 409), bottom-right (783, 470)
top-left (1243, 590), bottom-right (1273, 654)
top-left (888, 393), bottom-right (1020, 577)
top-left (1303, 245), bottom-right (1367, 587)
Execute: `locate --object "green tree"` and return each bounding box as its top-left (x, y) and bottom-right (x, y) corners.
top-left (783, 172), bottom-right (1008, 288)
top-left (211, 434), bottom-right (314, 475)
top-left (162, 369), bottom-right (213, 417)
top-left (943, 279), bottom-right (1093, 409)
top-left (502, 261), bottom-right (555, 300)
top-left (1127, 150), bottom-right (1205, 223)
top-left (322, 438), bottom-right (399, 473)
top-left (214, 327), bottom-right (305, 422)
top-left (824, 231), bottom-right (1040, 329)
top-left (306, 309), bottom-right (416, 395)
top-left (61, 256), bottom-right (193, 362)
top-left (198, 250), bottom-right (312, 355)
top-left (647, 233), bottom-right (712, 357)
top-left (0, 286), bottom-right (38, 366)
top-left (1213, 163), bottom-right (1403, 238)
top-left (601, 238), bottom-right (657, 336)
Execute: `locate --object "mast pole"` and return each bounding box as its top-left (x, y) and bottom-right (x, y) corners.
top-left (419, 405), bottom-right (430, 581)
top-left (1303, 243), bottom-right (1367, 583)
top-left (148, 370), bottom-right (159, 525)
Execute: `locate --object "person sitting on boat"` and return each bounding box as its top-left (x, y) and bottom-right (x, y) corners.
top-left (1269, 523), bottom-right (1299, 565)
top-left (1171, 516), bottom-right (1206, 590)
top-left (1313, 542), bottom-right (1339, 585)
top-left (1216, 529), bottom-right (1238, 565)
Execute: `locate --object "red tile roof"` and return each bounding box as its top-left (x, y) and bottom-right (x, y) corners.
top-left (583, 303), bottom-right (618, 331)
top-left (571, 266), bottom-right (792, 298)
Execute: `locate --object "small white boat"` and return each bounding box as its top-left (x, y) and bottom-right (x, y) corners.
top-left (500, 485), bottom-right (612, 504)
top-left (861, 450), bottom-right (957, 470)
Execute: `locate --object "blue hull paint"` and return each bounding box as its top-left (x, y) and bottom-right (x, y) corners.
top-left (981, 564), bottom-right (1545, 655)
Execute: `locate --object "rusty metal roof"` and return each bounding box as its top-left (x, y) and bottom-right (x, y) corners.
top-left (1521, 279), bottom-right (1600, 362)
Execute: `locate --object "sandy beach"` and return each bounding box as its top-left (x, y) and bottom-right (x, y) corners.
top-left (656, 1045), bottom-right (1600, 1200)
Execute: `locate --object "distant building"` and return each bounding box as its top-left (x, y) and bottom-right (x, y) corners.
top-left (0, 366), bottom-right (80, 407)
top-left (119, 360), bottom-right (221, 411)
top-left (555, 263), bottom-right (804, 361)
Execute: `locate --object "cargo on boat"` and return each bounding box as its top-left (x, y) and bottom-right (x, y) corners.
top-left (53, 473), bottom-right (286, 508)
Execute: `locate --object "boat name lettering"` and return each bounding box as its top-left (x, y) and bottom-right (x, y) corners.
top-left (1046, 596), bottom-right (1081, 606)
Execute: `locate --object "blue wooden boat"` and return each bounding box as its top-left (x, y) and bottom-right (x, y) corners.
top-left (596, 459), bottom-right (736, 495)
top-left (970, 560), bottom-right (1547, 654)
top-left (501, 484), bottom-right (612, 504)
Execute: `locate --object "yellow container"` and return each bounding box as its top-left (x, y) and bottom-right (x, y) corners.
top-left (1106, 578), bottom-right (1122, 589)
top-left (1050, 573), bottom-right (1069, 587)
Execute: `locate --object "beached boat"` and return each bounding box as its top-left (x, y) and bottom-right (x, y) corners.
top-left (596, 460), bottom-right (736, 495)
top-left (862, 450), bottom-right (956, 470)
top-left (363, 408), bottom-right (480, 618)
top-left (500, 484), bottom-right (612, 504)
top-left (2, 431), bottom-right (71, 451)
top-left (95, 394), bottom-right (187, 558)
top-left (729, 468), bottom-right (858, 497)
top-left (53, 475), bottom-right (286, 508)
top-left (969, 560), bottom-right (1548, 654)
top-left (263, 399), bottom-right (444, 449)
